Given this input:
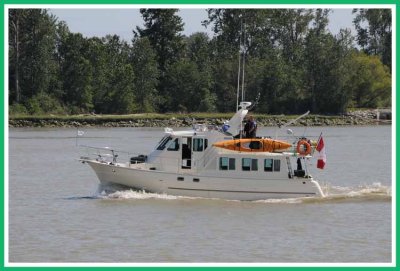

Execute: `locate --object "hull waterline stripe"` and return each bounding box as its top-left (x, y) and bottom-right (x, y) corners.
top-left (167, 187), bottom-right (316, 195)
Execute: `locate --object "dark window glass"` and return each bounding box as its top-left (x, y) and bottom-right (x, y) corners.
top-left (274, 159), bottom-right (281, 172)
top-left (167, 138), bottom-right (179, 151)
top-left (157, 136), bottom-right (172, 150)
top-left (220, 157), bottom-right (235, 170)
top-left (193, 138), bottom-right (203, 152)
top-left (220, 157), bottom-right (229, 170)
top-left (251, 159), bottom-right (258, 171)
top-left (242, 158), bottom-right (251, 171)
top-left (229, 158), bottom-right (236, 170)
top-left (264, 159), bottom-right (273, 172)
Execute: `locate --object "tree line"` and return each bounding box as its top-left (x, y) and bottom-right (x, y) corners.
top-left (8, 8), bottom-right (391, 115)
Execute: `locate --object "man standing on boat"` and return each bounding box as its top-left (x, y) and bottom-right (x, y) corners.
top-left (244, 115), bottom-right (257, 138)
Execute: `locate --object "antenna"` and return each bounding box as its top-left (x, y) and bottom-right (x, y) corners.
top-left (236, 18), bottom-right (247, 111)
top-left (241, 22), bottom-right (246, 102)
top-left (274, 111), bottom-right (310, 139)
top-left (236, 21), bottom-right (242, 112)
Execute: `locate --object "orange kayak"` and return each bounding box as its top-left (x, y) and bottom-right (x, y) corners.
top-left (213, 138), bottom-right (292, 152)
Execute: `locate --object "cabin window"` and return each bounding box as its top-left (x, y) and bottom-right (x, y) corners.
top-left (167, 138), bottom-right (179, 151)
top-left (264, 159), bottom-right (273, 172)
top-left (220, 157), bottom-right (235, 170)
top-left (157, 136), bottom-right (172, 150)
top-left (242, 158), bottom-right (258, 171)
top-left (229, 158), bottom-right (236, 170)
top-left (274, 159), bottom-right (281, 172)
top-left (264, 159), bottom-right (281, 172)
top-left (252, 159), bottom-right (258, 170)
top-left (193, 138), bottom-right (204, 152)
top-left (193, 138), bottom-right (208, 151)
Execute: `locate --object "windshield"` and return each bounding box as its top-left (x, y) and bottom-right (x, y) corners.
top-left (156, 136), bottom-right (172, 150)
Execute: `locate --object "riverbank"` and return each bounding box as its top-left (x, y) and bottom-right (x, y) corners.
top-left (8, 110), bottom-right (390, 128)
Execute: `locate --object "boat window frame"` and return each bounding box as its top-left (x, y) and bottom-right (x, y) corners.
top-left (167, 138), bottom-right (180, 151)
top-left (193, 138), bottom-right (208, 152)
top-left (229, 158), bottom-right (236, 170)
top-left (156, 136), bottom-right (172, 151)
top-left (273, 159), bottom-right (281, 172)
top-left (264, 159), bottom-right (281, 172)
top-left (219, 157), bottom-right (235, 170)
top-left (264, 159), bottom-right (273, 172)
top-left (242, 158), bottom-right (258, 171)
top-left (193, 138), bottom-right (204, 152)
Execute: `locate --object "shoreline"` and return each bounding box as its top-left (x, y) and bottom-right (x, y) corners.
top-left (9, 110), bottom-right (391, 128)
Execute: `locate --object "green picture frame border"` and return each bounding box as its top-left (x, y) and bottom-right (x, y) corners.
top-left (2, 0), bottom-right (397, 270)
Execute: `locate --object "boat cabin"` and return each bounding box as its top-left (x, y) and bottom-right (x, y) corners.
top-left (142, 130), bottom-right (310, 180)
top-left (146, 130), bottom-right (229, 172)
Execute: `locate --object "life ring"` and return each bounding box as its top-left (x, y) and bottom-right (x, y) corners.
top-left (297, 140), bottom-right (312, 155)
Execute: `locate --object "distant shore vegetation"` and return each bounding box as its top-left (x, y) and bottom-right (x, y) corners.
top-left (8, 9), bottom-right (391, 116)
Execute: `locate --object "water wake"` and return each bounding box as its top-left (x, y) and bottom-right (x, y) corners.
top-left (77, 182), bottom-right (391, 204)
top-left (320, 182), bottom-right (391, 202)
top-left (98, 189), bottom-right (181, 200)
top-left (256, 182), bottom-right (391, 204)
top-left (95, 183), bottom-right (182, 200)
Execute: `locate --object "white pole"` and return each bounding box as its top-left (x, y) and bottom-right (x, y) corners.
top-left (241, 23), bottom-right (246, 102)
top-left (236, 41), bottom-right (241, 112)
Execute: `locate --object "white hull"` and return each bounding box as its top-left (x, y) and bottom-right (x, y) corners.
top-left (87, 161), bottom-right (324, 201)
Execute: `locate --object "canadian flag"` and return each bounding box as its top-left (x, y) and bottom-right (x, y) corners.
top-left (316, 134), bottom-right (326, 169)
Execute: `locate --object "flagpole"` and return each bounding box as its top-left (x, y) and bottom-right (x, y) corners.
top-left (316, 132), bottom-right (326, 170)
top-left (76, 128), bottom-right (84, 147)
top-left (76, 128), bottom-right (79, 147)
top-left (317, 132), bottom-right (322, 145)
top-left (313, 132), bottom-right (322, 156)
top-left (316, 132), bottom-right (323, 145)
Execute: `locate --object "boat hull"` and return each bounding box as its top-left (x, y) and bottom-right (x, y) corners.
top-left (86, 161), bottom-right (324, 200)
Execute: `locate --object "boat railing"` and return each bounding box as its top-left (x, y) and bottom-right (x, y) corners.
top-left (78, 144), bottom-right (140, 165)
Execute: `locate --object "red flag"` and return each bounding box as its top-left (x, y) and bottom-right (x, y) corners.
top-left (316, 135), bottom-right (326, 169)
top-left (316, 136), bottom-right (324, 152)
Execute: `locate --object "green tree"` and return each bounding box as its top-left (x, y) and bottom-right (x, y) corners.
top-left (135, 9), bottom-right (184, 73)
top-left (203, 9), bottom-right (276, 58)
top-left (304, 9), bottom-right (332, 112)
top-left (134, 9), bottom-right (185, 112)
top-left (86, 37), bottom-right (108, 114)
top-left (353, 9), bottom-right (392, 69)
top-left (58, 33), bottom-right (94, 112)
top-left (130, 37), bottom-right (159, 113)
top-left (185, 33), bottom-right (216, 112)
top-left (9, 9), bottom-right (58, 106)
top-left (210, 57), bottom-right (238, 112)
top-left (98, 35), bottom-right (136, 114)
top-left (270, 9), bottom-right (314, 64)
top-left (349, 53), bottom-right (391, 108)
top-left (165, 59), bottom-right (215, 112)
top-left (304, 25), bottom-right (356, 114)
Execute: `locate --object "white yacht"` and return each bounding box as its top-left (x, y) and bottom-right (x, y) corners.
top-left (79, 102), bottom-right (325, 200)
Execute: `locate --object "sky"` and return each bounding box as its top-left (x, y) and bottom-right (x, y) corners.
top-left (48, 8), bottom-right (357, 43)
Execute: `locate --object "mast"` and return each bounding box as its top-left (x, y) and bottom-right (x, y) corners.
top-left (236, 19), bottom-right (247, 111)
top-left (241, 22), bottom-right (246, 102)
top-left (236, 22), bottom-right (242, 112)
